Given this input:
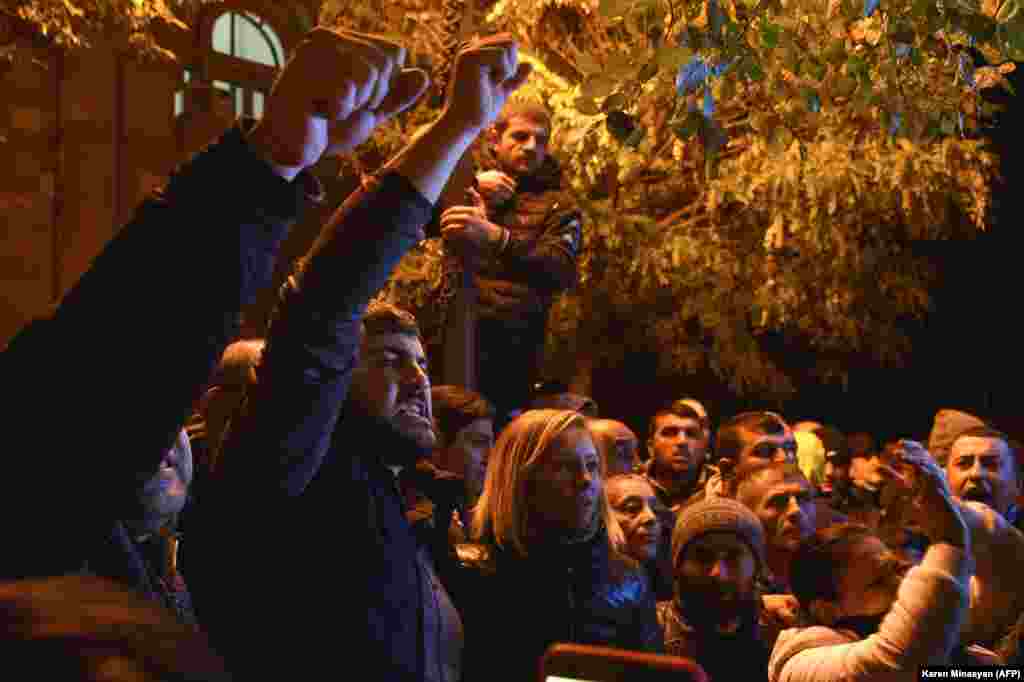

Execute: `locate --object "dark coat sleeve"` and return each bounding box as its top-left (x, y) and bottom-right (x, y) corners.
top-left (501, 200), bottom-right (582, 292)
top-left (0, 121), bottom-right (315, 580)
top-left (213, 172), bottom-right (433, 499)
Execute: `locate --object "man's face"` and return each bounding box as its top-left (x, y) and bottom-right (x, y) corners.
top-left (737, 427), bottom-right (798, 468)
top-left (832, 535), bottom-right (911, 622)
top-left (494, 116), bottom-right (550, 177)
top-left (443, 418), bottom-right (494, 502)
top-left (677, 532), bottom-right (758, 630)
top-left (137, 429), bottom-right (193, 531)
top-left (606, 477), bottom-right (661, 562)
top-left (350, 331), bottom-right (435, 450)
top-left (744, 471), bottom-right (816, 554)
top-left (649, 414), bottom-right (707, 483)
top-left (528, 426), bottom-right (601, 533)
top-left (849, 452), bottom-right (890, 493)
top-left (821, 457), bottom-right (851, 496)
top-left (947, 436), bottom-right (1018, 516)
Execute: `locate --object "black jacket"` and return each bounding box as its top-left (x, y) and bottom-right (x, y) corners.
top-left (473, 156), bottom-right (582, 327)
top-left (451, 525), bottom-right (663, 682)
top-left (189, 171), bottom-right (436, 679)
top-left (0, 121), bottom-right (317, 581)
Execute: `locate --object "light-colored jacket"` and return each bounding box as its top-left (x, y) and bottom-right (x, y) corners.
top-left (767, 543), bottom-right (970, 682)
top-left (959, 500), bottom-right (1024, 646)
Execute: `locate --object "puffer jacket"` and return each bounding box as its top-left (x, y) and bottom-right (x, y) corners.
top-left (473, 155), bottom-right (582, 329)
top-left (449, 524), bottom-right (663, 682)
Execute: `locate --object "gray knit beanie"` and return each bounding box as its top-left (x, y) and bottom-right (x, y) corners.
top-left (672, 497), bottom-right (767, 570)
top-left (928, 408), bottom-right (986, 467)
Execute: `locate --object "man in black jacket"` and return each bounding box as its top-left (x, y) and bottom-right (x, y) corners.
top-left (192, 33), bottom-right (533, 681)
top-left (440, 102), bottom-right (582, 419)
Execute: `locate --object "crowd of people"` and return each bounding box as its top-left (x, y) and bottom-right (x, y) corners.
top-left (2, 25), bottom-right (1022, 682)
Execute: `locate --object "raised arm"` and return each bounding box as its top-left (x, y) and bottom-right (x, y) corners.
top-left (216, 33), bottom-right (533, 498)
top-left (771, 442), bottom-right (971, 682)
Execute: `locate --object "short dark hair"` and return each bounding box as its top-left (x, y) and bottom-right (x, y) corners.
top-left (715, 411), bottom-right (787, 464)
top-left (647, 404), bottom-right (705, 442)
top-left (790, 523), bottom-right (877, 613)
top-left (847, 432), bottom-right (876, 459)
top-left (431, 385), bottom-right (496, 444)
top-left (363, 301), bottom-right (421, 341)
top-left (814, 425), bottom-right (850, 466)
top-left (493, 101), bottom-right (552, 137)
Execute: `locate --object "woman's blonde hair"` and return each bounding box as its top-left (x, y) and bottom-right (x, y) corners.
top-left (471, 409), bottom-right (616, 555)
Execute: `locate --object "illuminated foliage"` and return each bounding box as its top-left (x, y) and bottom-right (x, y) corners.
top-left (381, 0), bottom-right (1013, 396)
top-left (9, 0), bottom-right (1017, 396)
top-left (0, 1), bottom-right (217, 61)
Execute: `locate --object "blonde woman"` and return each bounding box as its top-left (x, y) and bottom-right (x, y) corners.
top-left (451, 409), bottom-right (662, 682)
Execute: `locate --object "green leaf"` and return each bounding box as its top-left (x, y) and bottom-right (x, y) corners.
top-left (824, 38), bottom-right (848, 64)
top-left (638, 60), bottom-right (660, 81)
top-left (607, 110), bottom-right (638, 141)
top-left (582, 74), bottom-right (618, 98)
top-left (998, 0), bottom-right (1020, 22)
top-left (761, 22), bottom-right (781, 48)
top-left (575, 97), bottom-right (602, 115)
top-left (910, 0), bottom-right (931, 17)
top-left (834, 75), bottom-right (858, 96)
top-left (770, 126), bottom-right (795, 151)
top-left (673, 110), bottom-right (705, 139)
top-left (655, 46), bottom-right (695, 69)
top-left (600, 0), bottom-right (634, 17)
top-left (576, 53), bottom-right (602, 75)
top-left (603, 93), bottom-right (629, 112)
top-left (807, 59), bottom-right (827, 81)
top-left (846, 55), bottom-right (868, 77)
top-left (625, 125), bottom-right (648, 148)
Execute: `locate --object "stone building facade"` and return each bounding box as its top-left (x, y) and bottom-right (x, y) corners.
top-left (0, 1), bottom-right (320, 345)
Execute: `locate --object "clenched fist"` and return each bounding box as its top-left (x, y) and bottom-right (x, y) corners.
top-left (248, 29), bottom-right (430, 180)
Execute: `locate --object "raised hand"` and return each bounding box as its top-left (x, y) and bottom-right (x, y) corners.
top-left (476, 170), bottom-right (517, 207)
top-left (248, 28), bottom-right (430, 180)
top-left (442, 34), bottom-right (533, 135)
top-left (441, 188), bottom-right (504, 262)
top-left (895, 440), bottom-right (968, 548)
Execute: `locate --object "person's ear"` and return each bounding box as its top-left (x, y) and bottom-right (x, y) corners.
top-left (808, 598), bottom-right (842, 626)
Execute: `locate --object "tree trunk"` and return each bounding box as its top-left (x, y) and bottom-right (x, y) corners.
top-left (569, 348), bottom-right (596, 397)
top-left (439, 148), bottom-right (479, 389)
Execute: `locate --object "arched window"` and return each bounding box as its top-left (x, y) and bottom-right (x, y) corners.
top-left (212, 11), bottom-right (284, 68)
top-left (174, 10), bottom-right (285, 120)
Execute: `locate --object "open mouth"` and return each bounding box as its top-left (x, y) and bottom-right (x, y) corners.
top-left (961, 488), bottom-right (991, 503)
